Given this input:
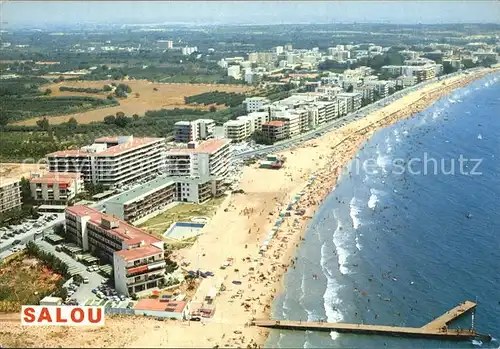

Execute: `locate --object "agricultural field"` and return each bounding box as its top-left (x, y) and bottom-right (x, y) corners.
top-left (4, 96), bottom-right (118, 125)
top-left (184, 91), bottom-right (247, 107)
top-left (0, 253), bottom-right (63, 312)
top-left (13, 80), bottom-right (253, 126)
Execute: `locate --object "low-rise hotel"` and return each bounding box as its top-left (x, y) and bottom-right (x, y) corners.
top-left (65, 205), bottom-right (166, 296)
top-left (105, 175), bottom-right (224, 224)
top-left (30, 172), bottom-right (84, 205)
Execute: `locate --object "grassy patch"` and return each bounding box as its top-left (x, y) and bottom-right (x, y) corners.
top-left (139, 196), bottom-right (226, 241)
top-left (0, 252), bottom-right (63, 311)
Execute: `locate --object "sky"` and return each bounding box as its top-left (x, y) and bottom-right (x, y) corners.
top-left (2, 1), bottom-right (500, 28)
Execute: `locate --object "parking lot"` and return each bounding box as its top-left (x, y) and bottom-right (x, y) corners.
top-left (0, 213), bottom-right (64, 259)
top-left (34, 239), bottom-right (121, 304)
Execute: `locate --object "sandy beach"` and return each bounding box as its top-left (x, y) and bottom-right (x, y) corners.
top-left (0, 68), bottom-right (497, 348)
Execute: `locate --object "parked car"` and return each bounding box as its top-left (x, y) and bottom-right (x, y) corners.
top-left (12, 239), bottom-right (21, 246)
top-left (83, 277), bottom-right (89, 284)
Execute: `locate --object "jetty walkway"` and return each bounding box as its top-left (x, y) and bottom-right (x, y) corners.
top-left (252, 301), bottom-right (491, 341)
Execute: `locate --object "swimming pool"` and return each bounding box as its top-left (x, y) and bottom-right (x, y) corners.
top-left (163, 222), bottom-right (205, 241)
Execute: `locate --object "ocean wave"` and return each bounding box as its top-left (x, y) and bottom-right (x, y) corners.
top-left (376, 153), bottom-right (391, 172)
top-left (277, 333), bottom-right (285, 348)
top-left (331, 213), bottom-right (351, 275)
top-left (368, 193), bottom-right (379, 210)
top-left (321, 268), bottom-right (343, 340)
top-left (355, 235), bottom-right (362, 251)
top-left (349, 197), bottom-right (363, 229)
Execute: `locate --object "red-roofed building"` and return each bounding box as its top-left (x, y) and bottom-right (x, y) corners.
top-left (134, 299), bottom-right (188, 320)
top-left (30, 172), bottom-right (84, 205)
top-left (47, 136), bottom-right (166, 189)
top-left (166, 139), bottom-right (231, 178)
top-left (261, 120), bottom-right (286, 143)
top-left (65, 205), bottom-right (166, 296)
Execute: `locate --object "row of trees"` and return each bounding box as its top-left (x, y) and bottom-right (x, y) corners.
top-left (2, 95), bottom-right (119, 125)
top-left (59, 86), bottom-right (107, 93)
top-left (184, 91), bottom-right (246, 107)
top-left (26, 241), bottom-right (70, 278)
top-left (103, 111), bottom-right (139, 127)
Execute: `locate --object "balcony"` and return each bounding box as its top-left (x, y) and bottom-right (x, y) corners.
top-left (126, 272), bottom-right (164, 285)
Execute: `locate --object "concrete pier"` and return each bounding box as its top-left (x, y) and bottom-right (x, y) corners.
top-left (252, 301), bottom-right (492, 341)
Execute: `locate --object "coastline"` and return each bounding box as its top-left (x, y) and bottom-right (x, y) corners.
top-left (1, 68), bottom-right (498, 348)
top-left (237, 67), bottom-right (499, 348)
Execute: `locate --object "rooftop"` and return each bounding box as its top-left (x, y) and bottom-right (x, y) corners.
top-left (0, 177), bottom-right (21, 187)
top-left (225, 119), bottom-right (247, 126)
top-left (47, 137), bottom-right (164, 157)
top-left (66, 205), bottom-right (161, 245)
top-left (115, 244), bottom-right (163, 262)
top-left (134, 299), bottom-right (187, 313)
top-left (107, 176), bottom-right (176, 206)
top-left (106, 175), bottom-right (218, 206)
top-left (263, 121), bottom-right (285, 127)
top-left (169, 139), bottom-right (230, 154)
top-left (30, 172), bottom-right (82, 185)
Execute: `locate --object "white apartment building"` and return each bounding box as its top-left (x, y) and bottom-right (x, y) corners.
top-left (364, 80), bottom-right (390, 99)
top-left (271, 110), bottom-right (301, 138)
top-left (224, 119), bottom-right (248, 142)
top-left (106, 175), bottom-right (224, 223)
top-left (47, 136), bottom-right (166, 189)
top-left (166, 139), bottom-right (231, 179)
top-left (30, 172), bottom-right (84, 205)
top-left (315, 100), bottom-right (339, 122)
top-left (354, 86), bottom-right (376, 103)
top-left (227, 65), bottom-right (241, 79)
top-left (243, 97), bottom-right (270, 113)
top-left (275, 46), bottom-right (284, 55)
top-left (65, 205), bottom-right (165, 296)
top-left (315, 85), bottom-right (343, 98)
top-left (337, 92), bottom-right (362, 114)
top-left (397, 75), bottom-right (418, 88)
top-left (0, 179), bottom-right (22, 214)
top-left (337, 98), bottom-right (348, 116)
top-left (223, 111), bottom-right (268, 142)
top-left (174, 119), bottom-right (215, 143)
top-left (181, 46), bottom-right (197, 55)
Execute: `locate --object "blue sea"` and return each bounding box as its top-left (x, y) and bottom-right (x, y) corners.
top-left (266, 72), bottom-right (500, 349)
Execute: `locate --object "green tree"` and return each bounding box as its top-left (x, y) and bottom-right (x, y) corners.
top-left (209, 105), bottom-right (217, 112)
top-left (103, 85), bottom-right (112, 92)
top-left (103, 115), bottom-right (116, 124)
top-left (53, 223), bottom-right (65, 236)
top-left (73, 274), bottom-right (84, 285)
top-left (44, 88), bottom-right (52, 95)
top-left (19, 177), bottom-right (32, 203)
top-left (132, 114), bottom-right (139, 121)
top-left (66, 117), bottom-right (78, 130)
top-left (115, 114), bottom-right (130, 127)
top-left (36, 117), bottom-right (50, 131)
